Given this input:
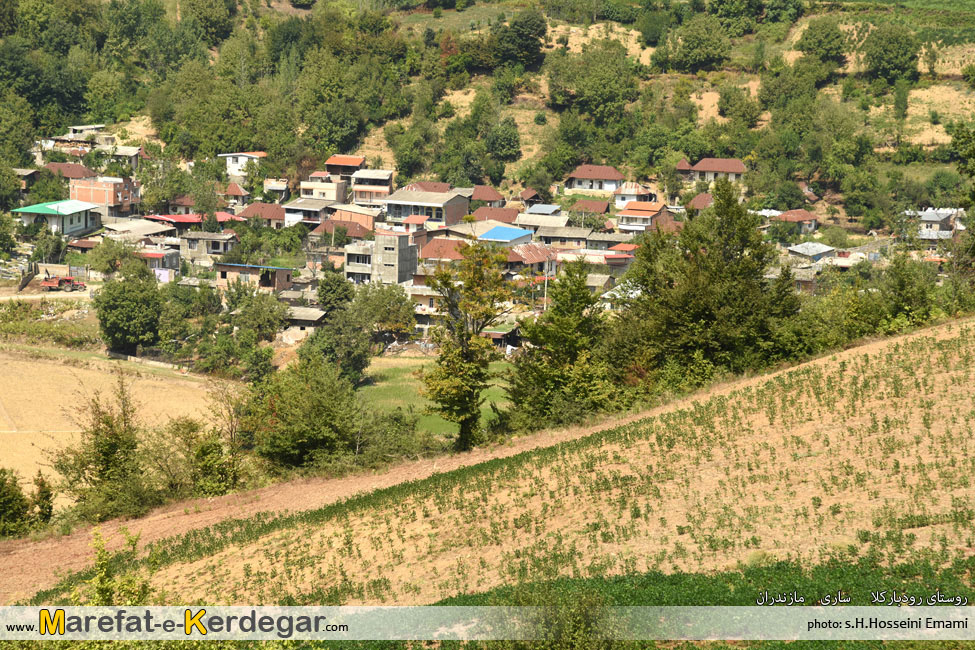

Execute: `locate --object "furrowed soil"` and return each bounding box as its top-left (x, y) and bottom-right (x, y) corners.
top-left (4, 318), bottom-right (975, 605)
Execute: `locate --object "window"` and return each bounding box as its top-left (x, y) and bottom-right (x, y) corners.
top-left (188, 240), bottom-right (198, 250)
top-left (429, 298), bottom-right (434, 308)
top-left (240, 273), bottom-right (250, 283)
top-left (384, 246), bottom-right (395, 252)
top-left (220, 271), bottom-right (227, 279)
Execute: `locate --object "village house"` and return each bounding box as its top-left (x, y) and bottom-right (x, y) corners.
top-left (564, 164), bottom-right (625, 195)
top-left (282, 307), bottom-right (327, 343)
top-left (473, 206), bottom-right (519, 224)
top-left (907, 208), bottom-right (965, 250)
top-left (13, 168), bottom-right (37, 198)
top-left (536, 225), bottom-right (592, 250)
top-left (614, 181), bottom-right (654, 209)
top-left (180, 231), bottom-right (238, 264)
top-left (218, 182), bottom-right (250, 211)
top-left (406, 181), bottom-right (451, 193)
top-left (514, 213), bottom-right (569, 234)
top-left (240, 202), bottom-right (285, 229)
top-left (479, 225), bottom-right (534, 247)
top-left (504, 242), bottom-right (557, 279)
top-left (617, 201), bottom-right (669, 233)
top-left (44, 162), bottom-right (97, 181)
top-left (518, 187), bottom-right (541, 206)
top-left (300, 171), bottom-right (348, 202)
top-left (687, 192), bottom-right (713, 211)
top-left (135, 245), bottom-right (181, 282)
top-left (284, 197), bottom-right (333, 226)
top-left (774, 209), bottom-right (819, 234)
top-left (587, 231), bottom-right (634, 250)
top-left (102, 218), bottom-right (177, 242)
top-left (308, 219), bottom-right (371, 246)
top-left (350, 169), bottom-right (394, 208)
top-left (167, 194), bottom-right (198, 215)
top-left (526, 203), bottom-right (562, 217)
top-left (144, 212), bottom-right (244, 234)
top-left (324, 154), bottom-right (366, 184)
top-left (263, 178), bottom-right (289, 203)
top-left (432, 219), bottom-right (513, 243)
top-left (472, 185), bottom-right (505, 208)
top-left (382, 187), bottom-right (470, 228)
top-left (788, 242), bottom-right (836, 263)
top-left (326, 203), bottom-right (381, 231)
top-left (13, 200), bottom-right (101, 236)
top-left (213, 262), bottom-right (293, 292)
top-left (569, 199), bottom-right (610, 216)
top-left (218, 151), bottom-right (267, 178)
top-left (344, 231), bottom-right (418, 284)
top-left (94, 144), bottom-right (144, 172)
top-left (679, 158), bottom-right (747, 184)
top-left (69, 176), bottom-right (140, 218)
top-left (586, 273), bottom-right (615, 295)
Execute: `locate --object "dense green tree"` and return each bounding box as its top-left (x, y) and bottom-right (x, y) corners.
top-left (707, 0), bottom-right (762, 37)
top-left (0, 166), bottom-right (19, 211)
top-left (52, 373), bottom-right (159, 521)
top-left (0, 90), bottom-right (34, 166)
top-left (667, 14), bottom-right (730, 72)
top-left (233, 292), bottom-right (288, 342)
top-left (299, 307), bottom-right (373, 385)
top-left (717, 84), bottom-right (761, 127)
top-left (421, 240), bottom-right (511, 450)
top-left (862, 23), bottom-right (920, 82)
top-left (317, 267), bottom-right (355, 317)
top-left (507, 261), bottom-right (617, 427)
top-left (351, 282), bottom-right (417, 346)
top-left (94, 272), bottom-right (162, 354)
top-left (796, 17), bottom-right (847, 66)
top-left (88, 239), bottom-right (137, 275)
top-left (494, 9), bottom-right (547, 68)
top-left (181, 0), bottom-right (233, 46)
top-left (0, 469), bottom-right (29, 536)
top-left (249, 357), bottom-right (359, 466)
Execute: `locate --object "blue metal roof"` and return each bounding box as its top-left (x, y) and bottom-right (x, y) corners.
top-left (480, 226), bottom-right (532, 242)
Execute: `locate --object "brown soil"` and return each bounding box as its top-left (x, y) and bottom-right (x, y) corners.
top-left (546, 22), bottom-right (652, 65)
top-left (4, 318), bottom-right (974, 604)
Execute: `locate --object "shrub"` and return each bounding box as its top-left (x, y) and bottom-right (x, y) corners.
top-left (0, 469), bottom-right (29, 537)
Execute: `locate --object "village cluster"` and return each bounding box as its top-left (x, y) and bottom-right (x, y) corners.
top-left (8, 122), bottom-right (967, 345)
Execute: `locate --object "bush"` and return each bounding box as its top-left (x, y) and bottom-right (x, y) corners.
top-left (0, 469), bottom-right (29, 537)
top-left (94, 271), bottom-right (163, 354)
top-left (964, 63), bottom-right (975, 90)
top-left (534, 111), bottom-right (548, 125)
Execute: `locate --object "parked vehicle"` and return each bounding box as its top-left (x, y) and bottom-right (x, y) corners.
top-left (40, 276), bottom-right (87, 292)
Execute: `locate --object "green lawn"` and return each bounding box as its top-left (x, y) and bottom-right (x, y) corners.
top-left (358, 356), bottom-right (510, 436)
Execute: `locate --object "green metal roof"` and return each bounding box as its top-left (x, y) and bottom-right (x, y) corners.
top-left (12, 200), bottom-right (99, 216)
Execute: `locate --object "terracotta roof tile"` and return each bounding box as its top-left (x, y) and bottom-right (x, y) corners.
top-left (473, 207), bottom-right (519, 223)
top-left (567, 164), bottom-right (625, 181)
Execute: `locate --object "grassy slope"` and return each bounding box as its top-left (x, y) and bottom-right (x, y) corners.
top-left (30, 317), bottom-right (975, 608)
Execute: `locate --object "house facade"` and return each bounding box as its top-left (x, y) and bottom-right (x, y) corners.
top-left (300, 172), bottom-right (348, 202)
top-left (284, 198), bottom-right (333, 226)
top-left (69, 176), bottom-right (140, 218)
top-left (564, 164), bottom-right (625, 195)
top-left (383, 188), bottom-right (470, 228)
top-left (617, 201), bottom-right (669, 233)
top-left (324, 154), bottom-right (366, 184)
top-left (13, 200), bottom-right (101, 236)
top-left (774, 209), bottom-right (818, 235)
top-left (613, 181), bottom-right (654, 209)
top-left (240, 202), bottom-right (286, 229)
top-left (472, 185), bottom-right (505, 208)
top-left (180, 231), bottom-right (238, 264)
top-left (218, 152), bottom-right (266, 178)
top-left (351, 169), bottom-right (394, 208)
top-left (681, 158), bottom-right (747, 183)
top-left (536, 226), bottom-right (592, 249)
top-left (344, 232), bottom-right (418, 284)
top-left (213, 262), bottom-right (293, 292)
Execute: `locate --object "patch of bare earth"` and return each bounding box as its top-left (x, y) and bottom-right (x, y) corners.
top-left (545, 23), bottom-right (652, 65)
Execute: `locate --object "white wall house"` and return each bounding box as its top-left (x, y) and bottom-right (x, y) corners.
top-left (13, 200), bottom-right (101, 236)
top-left (564, 164), bottom-right (625, 195)
top-left (218, 152), bottom-right (267, 178)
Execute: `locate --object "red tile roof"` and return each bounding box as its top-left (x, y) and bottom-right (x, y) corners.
top-left (775, 209), bottom-right (817, 223)
top-left (325, 154), bottom-right (365, 167)
top-left (312, 219), bottom-right (370, 239)
top-left (690, 158), bottom-right (746, 174)
top-left (618, 201), bottom-right (665, 217)
top-left (519, 187), bottom-right (539, 201)
top-left (473, 207), bottom-right (519, 224)
top-left (222, 182), bottom-right (249, 197)
top-left (403, 214), bottom-right (430, 225)
top-left (240, 202), bottom-right (286, 221)
top-left (688, 192), bottom-right (713, 210)
top-left (609, 243), bottom-right (639, 252)
top-left (240, 151), bottom-right (267, 158)
top-left (567, 164), bottom-right (625, 181)
top-left (44, 162), bottom-right (96, 179)
top-left (650, 211), bottom-right (684, 234)
top-left (170, 194), bottom-right (195, 207)
top-left (570, 199), bottom-right (610, 214)
top-left (420, 238), bottom-right (466, 261)
top-left (407, 181), bottom-right (451, 193)
top-left (472, 185), bottom-right (504, 202)
top-left (676, 158), bottom-right (692, 171)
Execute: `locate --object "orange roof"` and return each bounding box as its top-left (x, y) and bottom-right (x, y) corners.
top-left (676, 158), bottom-right (692, 171)
top-left (775, 209), bottom-right (817, 223)
top-left (222, 182), bottom-right (249, 196)
top-left (623, 201), bottom-right (665, 211)
top-left (325, 154), bottom-right (365, 167)
top-left (570, 199), bottom-right (610, 214)
top-left (406, 181), bottom-right (451, 193)
top-left (240, 202), bottom-right (285, 221)
top-left (609, 243), bottom-right (638, 252)
top-left (420, 238), bottom-right (466, 261)
top-left (403, 214), bottom-right (430, 225)
top-left (690, 158), bottom-right (745, 174)
top-left (312, 219), bottom-right (370, 239)
top-left (240, 151), bottom-right (267, 158)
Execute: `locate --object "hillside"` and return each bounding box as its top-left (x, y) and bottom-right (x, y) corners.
top-left (11, 316), bottom-right (975, 606)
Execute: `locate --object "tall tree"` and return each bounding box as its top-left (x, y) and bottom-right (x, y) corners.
top-left (421, 241), bottom-right (511, 450)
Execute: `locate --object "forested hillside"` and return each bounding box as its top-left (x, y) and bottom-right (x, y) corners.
top-left (2, 0), bottom-right (975, 226)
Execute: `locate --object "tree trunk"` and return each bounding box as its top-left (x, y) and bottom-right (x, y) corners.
top-left (455, 416), bottom-right (480, 451)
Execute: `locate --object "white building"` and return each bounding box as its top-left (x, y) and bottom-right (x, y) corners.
top-left (218, 151), bottom-right (267, 178)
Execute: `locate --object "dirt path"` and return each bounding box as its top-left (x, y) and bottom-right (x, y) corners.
top-left (1, 318), bottom-right (971, 604)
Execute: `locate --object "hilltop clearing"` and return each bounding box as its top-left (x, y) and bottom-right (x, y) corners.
top-left (9, 316), bottom-right (975, 605)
